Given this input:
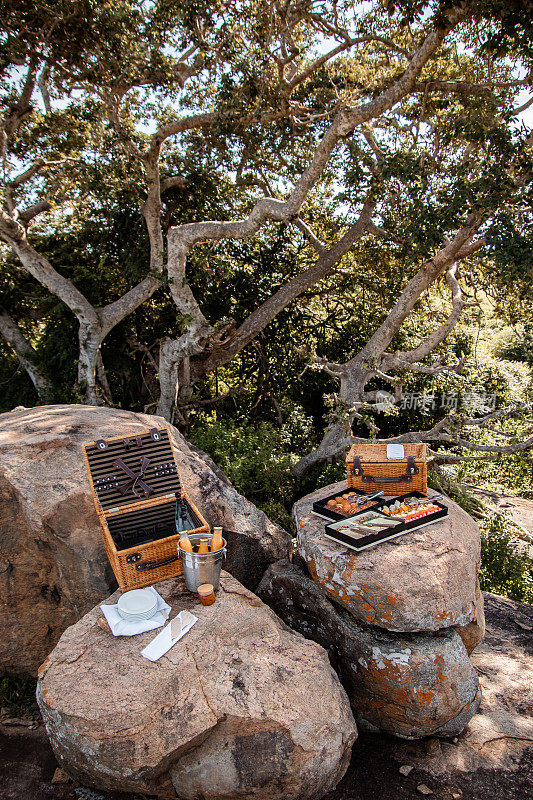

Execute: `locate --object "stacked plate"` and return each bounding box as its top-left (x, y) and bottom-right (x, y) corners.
top-left (117, 589), bottom-right (158, 622)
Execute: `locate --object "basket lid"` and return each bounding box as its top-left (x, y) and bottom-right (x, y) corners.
top-left (346, 442), bottom-right (426, 462)
top-left (83, 427), bottom-right (182, 512)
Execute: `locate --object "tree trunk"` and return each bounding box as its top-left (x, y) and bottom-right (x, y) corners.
top-left (0, 308), bottom-right (53, 401)
top-left (156, 339), bottom-right (179, 420)
top-left (95, 351), bottom-right (113, 405)
top-left (77, 323), bottom-right (105, 405)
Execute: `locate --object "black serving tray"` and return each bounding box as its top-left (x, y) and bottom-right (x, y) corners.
top-left (323, 491), bottom-right (448, 552)
top-left (312, 484), bottom-right (383, 522)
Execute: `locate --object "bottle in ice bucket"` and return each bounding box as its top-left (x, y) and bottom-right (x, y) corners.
top-left (179, 532), bottom-right (193, 552)
top-left (197, 538), bottom-right (209, 553)
top-left (210, 527), bottom-right (224, 552)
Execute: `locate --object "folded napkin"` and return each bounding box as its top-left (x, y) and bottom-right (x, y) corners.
top-left (141, 610), bottom-right (198, 662)
top-left (101, 586), bottom-right (171, 637)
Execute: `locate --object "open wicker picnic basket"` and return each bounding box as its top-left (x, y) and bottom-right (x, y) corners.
top-left (346, 442), bottom-right (427, 495)
top-left (83, 426), bottom-right (209, 590)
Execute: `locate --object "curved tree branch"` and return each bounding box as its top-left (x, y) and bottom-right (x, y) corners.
top-left (0, 307), bottom-right (52, 400)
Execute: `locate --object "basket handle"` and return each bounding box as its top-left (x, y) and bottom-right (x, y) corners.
top-left (351, 455), bottom-right (419, 483)
top-left (134, 554), bottom-right (181, 572)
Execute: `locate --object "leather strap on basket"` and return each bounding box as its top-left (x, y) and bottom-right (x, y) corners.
top-left (113, 456), bottom-right (154, 498)
top-left (135, 554), bottom-right (180, 572)
top-left (351, 454), bottom-right (419, 483)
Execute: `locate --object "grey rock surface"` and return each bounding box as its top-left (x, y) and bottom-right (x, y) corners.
top-left (37, 571), bottom-right (356, 800)
top-left (2, 593), bottom-right (530, 800)
top-left (294, 482), bottom-right (481, 632)
top-left (258, 560), bottom-right (481, 739)
top-left (0, 404), bottom-right (291, 673)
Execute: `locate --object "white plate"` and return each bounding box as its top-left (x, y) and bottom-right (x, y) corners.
top-left (117, 608), bottom-right (158, 621)
top-left (118, 606), bottom-right (157, 617)
top-left (117, 610), bottom-right (158, 622)
top-left (118, 589), bottom-right (158, 617)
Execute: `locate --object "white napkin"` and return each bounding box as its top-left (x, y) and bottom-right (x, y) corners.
top-left (100, 586), bottom-right (171, 637)
top-left (141, 610), bottom-right (198, 662)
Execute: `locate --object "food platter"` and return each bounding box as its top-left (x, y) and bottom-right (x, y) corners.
top-left (323, 491), bottom-right (448, 552)
top-left (312, 485), bottom-right (383, 521)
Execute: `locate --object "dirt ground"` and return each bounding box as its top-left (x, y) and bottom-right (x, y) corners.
top-left (1, 720), bottom-right (531, 800)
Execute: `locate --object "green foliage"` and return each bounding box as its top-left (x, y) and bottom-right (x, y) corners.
top-left (498, 325), bottom-right (533, 368)
top-left (458, 454), bottom-right (533, 501)
top-left (0, 348), bottom-right (36, 409)
top-left (190, 416), bottom-right (299, 530)
top-left (428, 469), bottom-right (486, 518)
top-left (479, 515), bottom-right (533, 603)
top-left (424, 478), bottom-right (533, 605)
top-left (0, 669), bottom-right (38, 715)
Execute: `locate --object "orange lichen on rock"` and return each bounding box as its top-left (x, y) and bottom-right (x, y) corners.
top-left (257, 561), bottom-right (482, 741)
top-left (295, 480), bottom-right (481, 633)
top-left (37, 657), bottom-right (50, 676)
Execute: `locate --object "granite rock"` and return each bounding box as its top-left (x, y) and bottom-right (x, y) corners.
top-left (455, 583), bottom-right (485, 655)
top-left (258, 561), bottom-right (481, 739)
top-left (0, 404), bottom-right (291, 674)
top-left (294, 482), bottom-right (481, 632)
top-left (3, 593), bottom-right (530, 800)
top-left (355, 593), bottom-right (533, 787)
top-left (37, 571), bottom-right (357, 800)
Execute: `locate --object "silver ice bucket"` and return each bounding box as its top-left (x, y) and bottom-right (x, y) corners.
top-left (178, 533), bottom-right (227, 592)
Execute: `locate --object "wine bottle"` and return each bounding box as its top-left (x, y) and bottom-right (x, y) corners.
top-left (176, 498), bottom-right (190, 533)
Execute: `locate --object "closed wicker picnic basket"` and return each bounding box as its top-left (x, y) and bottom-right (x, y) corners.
top-left (83, 427), bottom-right (209, 590)
top-left (346, 442), bottom-right (427, 495)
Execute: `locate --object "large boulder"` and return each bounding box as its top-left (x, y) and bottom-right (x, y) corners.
top-left (333, 593), bottom-right (532, 799)
top-left (294, 482), bottom-right (481, 632)
top-left (2, 592), bottom-right (530, 800)
top-left (258, 561), bottom-right (481, 739)
top-left (455, 583), bottom-right (485, 655)
top-left (0, 404), bottom-right (291, 674)
top-left (37, 571), bottom-right (357, 800)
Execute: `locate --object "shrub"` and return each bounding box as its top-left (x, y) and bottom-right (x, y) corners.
top-left (0, 670), bottom-right (38, 715)
top-left (498, 325), bottom-right (533, 367)
top-left (479, 514), bottom-right (533, 603)
top-left (190, 416), bottom-right (297, 530)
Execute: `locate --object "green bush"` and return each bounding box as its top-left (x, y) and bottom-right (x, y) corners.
top-left (498, 325), bottom-right (533, 367)
top-left (479, 515), bottom-right (533, 603)
top-left (190, 416), bottom-right (298, 530)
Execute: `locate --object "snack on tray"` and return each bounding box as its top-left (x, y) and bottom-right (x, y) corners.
top-left (325, 492), bottom-right (378, 516)
top-left (336, 511), bottom-right (398, 537)
top-left (383, 497), bottom-right (441, 522)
